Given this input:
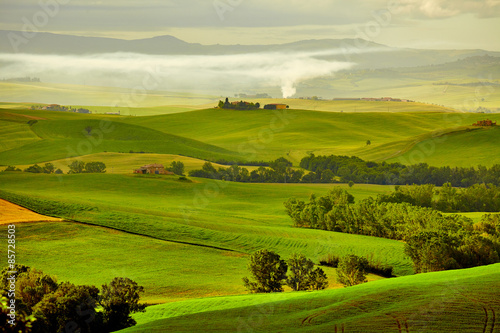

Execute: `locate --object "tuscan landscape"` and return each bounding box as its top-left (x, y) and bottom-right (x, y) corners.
top-left (1, 1), bottom-right (500, 332)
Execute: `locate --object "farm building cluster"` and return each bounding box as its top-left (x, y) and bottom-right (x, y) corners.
top-left (333, 97), bottom-right (413, 102)
top-left (133, 164), bottom-right (174, 175)
top-left (472, 119), bottom-right (497, 126)
top-left (31, 104), bottom-right (91, 114)
top-left (263, 104), bottom-right (288, 110)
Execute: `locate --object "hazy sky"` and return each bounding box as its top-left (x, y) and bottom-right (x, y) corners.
top-left (1, 0), bottom-right (500, 50)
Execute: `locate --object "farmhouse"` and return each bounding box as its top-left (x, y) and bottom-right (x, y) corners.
top-left (133, 164), bottom-right (174, 175)
top-left (264, 104), bottom-right (288, 110)
top-left (42, 104), bottom-right (61, 110)
top-left (473, 119), bottom-right (497, 126)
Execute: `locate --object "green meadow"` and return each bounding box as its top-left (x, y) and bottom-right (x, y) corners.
top-left (2, 105), bottom-right (500, 167)
top-left (0, 173), bottom-right (409, 304)
top-left (120, 263), bottom-right (500, 332)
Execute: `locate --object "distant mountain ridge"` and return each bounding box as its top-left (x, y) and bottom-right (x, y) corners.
top-left (1, 30), bottom-right (499, 69)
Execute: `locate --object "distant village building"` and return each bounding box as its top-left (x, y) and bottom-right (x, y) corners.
top-left (42, 104), bottom-right (61, 110)
top-left (473, 119), bottom-right (497, 126)
top-left (264, 104), bottom-right (288, 110)
top-left (133, 164), bottom-right (174, 175)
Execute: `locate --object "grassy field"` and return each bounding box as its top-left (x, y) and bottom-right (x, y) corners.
top-left (387, 126), bottom-right (500, 167)
top-left (0, 172), bottom-right (413, 303)
top-left (13, 152), bottom-right (255, 174)
top-left (119, 263), bottom-right (500, 332)
top-left (6, 221), bottom-right (385, 303)
top-left (0, 82), bottom-right (220, 111)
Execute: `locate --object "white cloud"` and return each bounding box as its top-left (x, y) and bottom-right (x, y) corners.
top-left (392, 0), bottom-right (500, 19)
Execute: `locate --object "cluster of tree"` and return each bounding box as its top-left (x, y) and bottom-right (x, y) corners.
top-left (242, 250), bottom-right (328, 293)
top-left (3, 166), bottom-right (22, 172)
top-left (299, 154), bottom-right (500, 187)
top-left (236, 93), bottom-right (271, 99)
top-left (0, 265), bottom-right (145, 332)
top-left (188, 158), bottom-right (304, 183)
top-left (214, 159), bottom-right (269, 167)
top-left (6, 161), bottom-right (107, 175)
top-left (217, 98), bottom-right (260, 110)
top-left (284, 187), bottom-right (500, 273)
top-left (30, 105), bottom-right (90, 113)
top-left (378, 183), bottom-right (500, 212)
top-left (19, 163), bottom-right (63, 174)
top-left (2, 77), bottom-right (40, 82)
top-left (68, 161), bottom-right (106, 174)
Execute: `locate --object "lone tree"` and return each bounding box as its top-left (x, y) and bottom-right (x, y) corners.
top-left (242, 249), bottom-right (288, 293)
top-left (43, 162), bottom-right (55, 174)
top-left (366, 140), bottom-right (371, 146)
top-left (85, 126), bottom-right (92, 135)
top-left (308, 267), bottom-right (329, 290)
top-left (171, 161), bottom-right (185, 175)
top-left (84, 161), bottom-right (106, 173)
top-left (286, 253), bottom-right (314, 291)
top-left (68, 160), bottom-right (86, 174)
top-left (100, 277), bottom-right (146, 331)
top-left (336, 254), bottom-right (369, 287)
top-left (286, 253), bottom-right (329, 291)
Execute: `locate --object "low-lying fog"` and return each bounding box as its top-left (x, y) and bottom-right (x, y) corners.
top-left (0, 50), bottom-right (357, 98)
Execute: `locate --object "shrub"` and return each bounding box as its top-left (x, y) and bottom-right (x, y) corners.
top-left (336, 254), bottom-right (369, 287)
top-left (308, 267), bottom-right (328, 290)
top-left (319, 253), bottom-right (340, 268)
top-left (3, 166), bottom-right (21, 172)
top-left (24, 164), bottom-right (43, 173)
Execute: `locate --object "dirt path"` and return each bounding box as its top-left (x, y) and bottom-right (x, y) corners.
top-left (1, 111), bottom-right (47, 121)
top-left (0, 199), bottom-right (62, 224)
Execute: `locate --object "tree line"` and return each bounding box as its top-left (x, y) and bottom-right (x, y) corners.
top-left (284, 187), bottom-right (500, 273)
top-left (299, 154), bottom-right (500, 187)
top-left (377, 183), bottom-right (500, 212)
top-left (188, 154), bottom-right (500, 188)
top-left (0, 265), bottom-right (145, 333)
top-left (188, 158), bottom-right (304, 183)
top-left (217, 98), bottom-right (260, 110)
top-left (4, 161), bottom-right (107, 174)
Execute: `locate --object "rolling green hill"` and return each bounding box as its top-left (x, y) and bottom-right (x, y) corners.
top-left (119, 263), bottom-right (500, 333)
top-left (2, 106), bottom-right (500, 168)
top-left (0, 81), bottom-right (219, 110)
top-left (387, 126), bottom-right (500, 167)
top-left (1, 100), bottom-right (499, 331)
top-left (0, 172), bottom-right (411, 303)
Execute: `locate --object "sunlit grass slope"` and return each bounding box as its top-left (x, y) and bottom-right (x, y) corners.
top-left (387, 126), bottom-right (500, 167)
top-left (120, 263), bottom-right (500, 333)
top-left (0, 173), bottom-right (412, 281)
top-left (3, 107), bottom-right (500, 167)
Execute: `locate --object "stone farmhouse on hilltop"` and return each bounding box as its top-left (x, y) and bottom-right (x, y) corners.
top-left (133, 164), bottom-right (174, 175)
top-left (473, 119), bottom-right (497, 126)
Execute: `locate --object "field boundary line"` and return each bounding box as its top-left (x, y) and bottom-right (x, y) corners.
top-left (63, 218), bottom-right (246, 254)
